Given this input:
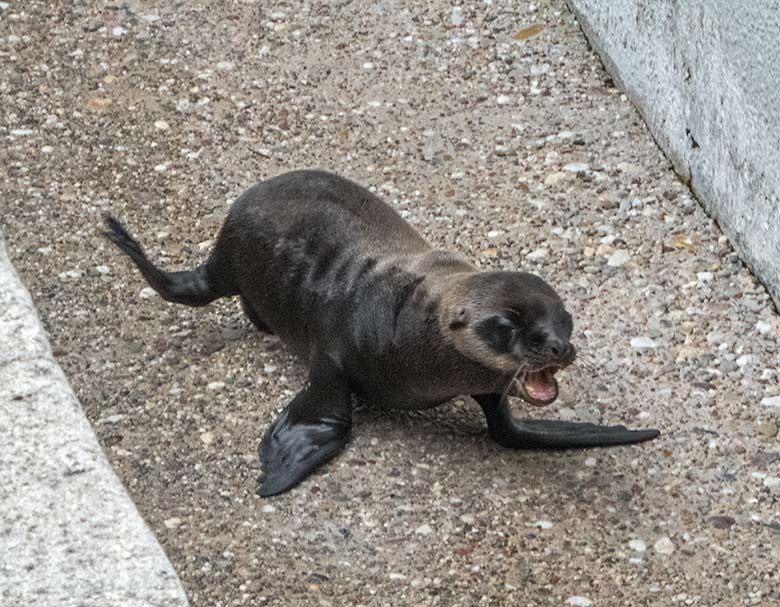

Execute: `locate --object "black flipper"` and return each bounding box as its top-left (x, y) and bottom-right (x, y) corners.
top-left (474, 394), bottom-right (660, 449)
top-left (103, 215), bottom-right (234, 306)
top-left (258, 356), bottom-right (352, 497)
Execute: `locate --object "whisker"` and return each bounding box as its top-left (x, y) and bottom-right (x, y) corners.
top-left (499, 363), bottom-right (528, 404)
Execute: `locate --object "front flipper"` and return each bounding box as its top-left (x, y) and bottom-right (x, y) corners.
top-left (258, 358), bottom-right (352, 497)
top-left (474, 394), bottom-right (659, 449)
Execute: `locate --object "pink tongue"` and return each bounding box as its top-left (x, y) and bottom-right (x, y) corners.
top-left (524, 369), bottom-right (557, 401)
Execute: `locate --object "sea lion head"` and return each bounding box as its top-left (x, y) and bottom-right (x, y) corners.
top-left (443, 271), bottom-right (576, 406)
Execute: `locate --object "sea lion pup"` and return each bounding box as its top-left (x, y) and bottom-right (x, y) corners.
top-left (104, 169), bottom-right (659, 496)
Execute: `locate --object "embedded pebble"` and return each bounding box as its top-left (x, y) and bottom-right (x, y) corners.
top-left (563, 162), bottom-right (589, 173)
top-left (496, 95), bottom-right (511, 105)
top-left (628, 539), bottom-right (647, 553)
top-left (154, 120), bottom-right (170, 130)
top-left (761, 395), bottom-right (780, 408)
top-left (95, 265), bottom-right (110, 275)
top-left (566, 597), bottom-right (592, 607)
top-left (653, 536), bottom-right (675, 555)
top-left (532, 520), bottom-right (554, 529)
top-left (451, 6), bottom-right (463, 26)
top-left (630, 336), bottom-right (656, 349)
top-left (216, 61), bottom-right (235, 72)
top-left (764, 476), bottom-right (780, 490)
top-left (757, 420), bottom-right (778, 438)
top-left (415, 524), bottom-right (433, 535)
top-left (607, 249), bottom-right (631, 267)
top-left (527, 248), bottom-right (548, 260)
top-left (112, 26), bottom-right (128, 37)
top-left (207, 381), bottom-right (225, 392)
top-left (139, 287), bottom-right (157, 299)
top-left (261, 504), bottom-right (276, 514)
top-left (200, 431), bottom-right (215, 446)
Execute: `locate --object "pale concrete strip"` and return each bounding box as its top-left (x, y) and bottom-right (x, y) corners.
top-left (0, 230), bottom-right (189, 607)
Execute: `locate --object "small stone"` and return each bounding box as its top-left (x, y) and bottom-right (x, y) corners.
top-left (527, 248), bottom-right (548, 260)
top-left (112, 26), bottom-right (128, 37)
top-left (460, 514), bottom-right (475, 525)
top-left (736, 355), bottom-right (752, 368)
top-left (207, 381), bottom-right (225, 392)
top-left (10, 129), bottom-right (34, 136)
top-left (630, 336), bottom-right (656, 350)
top-left (86, 97), bottom-right (112, 112)
top-left (0, 3), bottom-right (11, 10)
top-left (756, 320), bottom-right (772, 334)
top-left (566, 597), bottom-right (592, 607)
top-left (415, 524), bottom-right (433, 535)
top-left (761, 395), bottom-right (780, 408)
top-left (709, 516), bottom-right (735, 529)
top-left (98, 414), bottom-right (125, 425)
top-left (388, 573), bottom-right (407, 581)
top-left (758, 420), bottom-right (778, 438)
top-left (653, 536), bottom-right (675, 555)
top-left (487, 230), bottom-right (502, 238)
top-left (263, 365), bottom-right (277, 374)
top-left (200, 431), bottom-right (215, 446)
top-left (764, 476), bottom-right (780, 490)
top-left (139, 287), bottom-right (157, 299)
top-left (696, 271), bottom-right (714, 282)
top-left (216, 61), bottom-right (235, 72)
top-left (496, 95), bottom-right (511, 105)
top-left (451, 6), bottom-right (463, 26)
top-left (261, 504), bottom-right (276, 514)
top-left (95, 265), bottom-right (110, 275)
top-left (607, 249), bottom-right (631, 267)
top-left (154, 163), bottom-right (168, 173)
top-left (563, 162), bottom-right (589, 173)
top-left (628, 539), bottom-right (646, 553)
top-left (164, 517), bottom-right (183, 529)
top-left (154, 120), bottom-right (170, 130)
top-left (176, 99), bottom-right (191, 113)
top-left (362, 62), bottom-right (375, 70)
top-left (584, 457), bottom-right (597, 467)
top-left (544, 172), bottom-right (566, 185)
top-left (533, 520), bottom-right (553, 529)
top-left (41, 145), bottom-right (54, 154)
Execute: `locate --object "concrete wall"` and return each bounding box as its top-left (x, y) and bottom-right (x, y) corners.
top-left (0, 230), bottom-right (189, 607)
top-left (567, 0), bottom-right (780, 309)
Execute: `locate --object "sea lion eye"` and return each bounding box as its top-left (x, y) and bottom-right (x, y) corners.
top-left (475, 316), bottom-right (518, 353)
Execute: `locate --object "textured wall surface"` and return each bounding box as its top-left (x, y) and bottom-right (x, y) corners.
top-left (0, 231), bottom-right (189, 607)
top-left (568, 0), bottom-right (780, 308)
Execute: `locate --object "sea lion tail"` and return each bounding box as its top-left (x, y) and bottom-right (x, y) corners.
top-left (103, 215), bottom-right (226, 307)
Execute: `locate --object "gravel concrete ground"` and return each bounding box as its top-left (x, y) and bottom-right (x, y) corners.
top-left (3, 1), bottom-right (779, 606)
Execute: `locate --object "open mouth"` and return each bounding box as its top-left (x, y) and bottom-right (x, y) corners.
top-left (515, 366), bottom-right (560, 407)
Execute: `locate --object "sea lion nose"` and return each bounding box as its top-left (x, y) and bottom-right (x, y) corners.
top-left (547, 338), bottom-right (566, 358)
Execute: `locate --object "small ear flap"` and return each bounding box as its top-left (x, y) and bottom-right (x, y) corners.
top-left (449, 307), bottom-right (469, 330)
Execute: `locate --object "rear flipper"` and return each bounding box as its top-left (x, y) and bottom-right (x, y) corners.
top-left (474, 394), bottom-right (659, 449)
top-left (258, 356), bottom-right (352, 497)
top-left (103, 215), bottom-right (231, 306)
